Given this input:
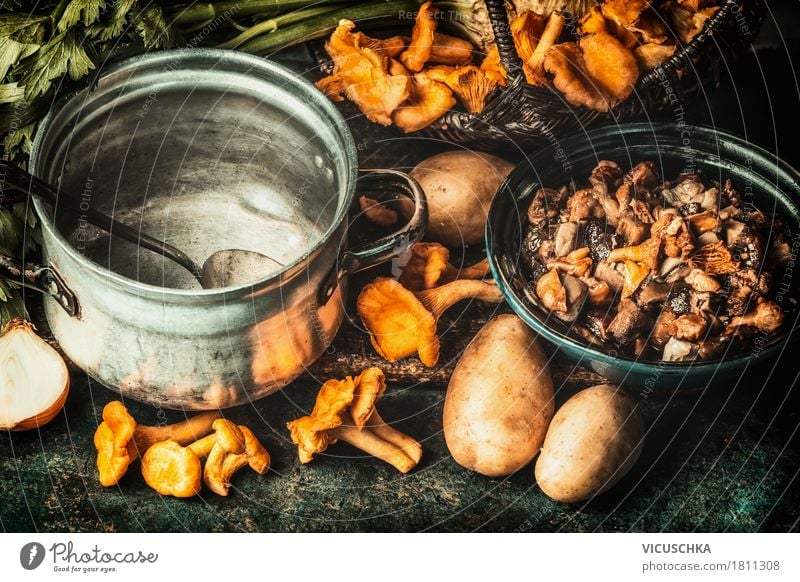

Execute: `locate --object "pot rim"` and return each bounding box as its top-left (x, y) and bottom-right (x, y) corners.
top-left (29, 48), bottom-right (359, 301)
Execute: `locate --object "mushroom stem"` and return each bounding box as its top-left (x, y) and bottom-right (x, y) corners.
top-left (416, 279), bottom-right (504, 319)
top-left (449, 257), bottom-right (491, 281)
top-left (187, 433), bottom-right (219, 457)
top-left (332, 424), bottom-right (417, 474)
top-left (526, 11), bottom-right (564, 84)
top-left (127, 411), bottom-right (222, 460)
top-left (366, 410), bottom-right (423, 465)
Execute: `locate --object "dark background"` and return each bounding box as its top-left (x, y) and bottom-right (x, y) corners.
top-left (1, 1), bottom-right (799, 532)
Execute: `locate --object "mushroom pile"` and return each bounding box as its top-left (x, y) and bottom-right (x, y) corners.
top-left (316, 0), bottom-right (724, 130)
top-left (520, 160), bottom-right (793, 362)
top-left (513, 0), bottom-right (721, 112)
top-left (94, 401), bottom-right (270, 497)
top-left (316, 2), bottom-right (506, 132)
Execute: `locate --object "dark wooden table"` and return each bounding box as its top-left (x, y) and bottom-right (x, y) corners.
top-left (2, 24), bottom-right (799, 533)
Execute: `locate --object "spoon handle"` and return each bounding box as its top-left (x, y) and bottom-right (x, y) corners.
top-left (0, 161), bottom-right (203, 283)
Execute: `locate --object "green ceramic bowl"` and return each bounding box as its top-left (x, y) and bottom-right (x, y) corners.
top-left (486, 123), bottom-right (800, 391)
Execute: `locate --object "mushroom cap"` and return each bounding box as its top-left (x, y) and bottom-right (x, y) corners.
top-left (357, 277), bottom-right (439, 366)
top-left (286, 416), bottom-right (338, 464)
top-left (430, 65), bottom-right (497, 114)
top-left (288, 377), bottom-right (357, 463)
top-left (399, 1), bottom-right (436, 72)
top-left (319, 19), bottom-right (410, 126)
top-left (392, 72), bottom-right (457, 133)
top-left (511, 12), bottom-right (547, 64)
top-left (94, 401), bottom-right (137, 487)
top-left (351, 367), bottom-right (387, 429)
top-left (141, 440), bottom-right (202, 498)
top-left (399, 242), bottom-right (451, 291)
top-left (238, 425), bottom-right (271, 474)
top-left (210, 419), bottom-right (245, 454)
top-left (359, 196), bottom-right (398, 227)
top-left (480, 46), bottom-right (507, 86)
top-left (536, 268), bottom-right (568, 313)
top-left (621, 260), bottom-right (650, 298)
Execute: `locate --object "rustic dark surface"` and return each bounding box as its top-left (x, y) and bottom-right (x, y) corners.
top-left (2, 23), bottom-right (800, 532)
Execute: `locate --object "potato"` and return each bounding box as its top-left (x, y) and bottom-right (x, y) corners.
top-left (535, 384), bottom-right (644, 503)
top-left (406, 150), bottom-right (514, 248)
top-left (444, 314), bottom-right (554, 477)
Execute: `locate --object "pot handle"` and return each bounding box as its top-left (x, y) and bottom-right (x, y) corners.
top-left (318, 168), bottom-right (427, 305)
top-left (0, 254), bottom-right (79, 317)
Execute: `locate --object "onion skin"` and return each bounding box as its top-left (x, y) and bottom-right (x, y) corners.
top-left (0, 319), bottom-right (71, 431)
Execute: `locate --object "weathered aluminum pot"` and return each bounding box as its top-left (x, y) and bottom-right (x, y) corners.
top-left (12, 50), bottom-right (427, 409)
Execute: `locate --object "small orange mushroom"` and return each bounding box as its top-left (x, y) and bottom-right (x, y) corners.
top-left (536, 268), bottom-right (568, 313)
top-left (690, 241), bottom-right (739, 275)
top-left (140, 419), bottom-right (244, 498)
top-left (392, 72), bottom-right (456, 132)
top-left (287, 368), bottom-right (422, 473)
top-left (93, 401), bottom-right (221, 487)
top-left (400, 1), bottom-right (437, 72)
top-left (399, 242), bottom-right (491, 291)
top-left (359, 195), bottom-right (399, 227)
top-left (547, 247), bottom-right (593, 277)
top-left (357, 277), bottom-right (502, 366)
top-left (620, 259), bottom-right (650, 298)
top-left (480, 45), bottom-right (508, 86)
top-left (544, 31), bottom-right (639, 112)
top-left (204, 425), bottom-right (271, 496)
top-left (430, 32), bottom-right (474, 65)
top-left (607, 236), bottom-right (661, 269)
top-left (424, 64), bottom-right (498, 114)
top-left (317, 19), bottom-right (411, 126)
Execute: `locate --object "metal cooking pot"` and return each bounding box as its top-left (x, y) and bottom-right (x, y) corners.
top-left (1, 50), bottom-right (426, 410)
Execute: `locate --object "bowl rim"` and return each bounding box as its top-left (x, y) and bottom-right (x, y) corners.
top-left (486, 122), bottom-right (800, 374)
top-left (29, 48), bottom-right (359, 301)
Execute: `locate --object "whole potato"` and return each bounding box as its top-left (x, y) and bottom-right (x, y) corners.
top-left (406, 150), bottom-right (514, 248)
top-left (444, 314), bottom-right (554, 477)
top-left (535, 384), bottom-right (644, 503)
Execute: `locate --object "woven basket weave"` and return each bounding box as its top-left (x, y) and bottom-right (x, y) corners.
top-left (312, 0), bottom-right (764, 147)
top-left (418, 0), bottom-right (765, 147)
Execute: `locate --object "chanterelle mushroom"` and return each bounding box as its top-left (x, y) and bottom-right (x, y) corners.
top-left (399, 242), bottom-right (491, 291)
top-left (204, 425), bottom-right (271, 496)
top-left (316, 19), bottom-right (410, 126)
top-left (400, 1), bottom-right (436, 72)
top-left (287, 368), bottom-right (422, 473)
top-left (141, 419), bottom-right (244, 498)
top-left (357, 277), bottom-right (502, 366)
top-left (93, 401), bottom-right (221, 487)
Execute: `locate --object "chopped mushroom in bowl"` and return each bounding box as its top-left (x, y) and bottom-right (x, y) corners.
top-left (487, 123), bottom-right (800, 390)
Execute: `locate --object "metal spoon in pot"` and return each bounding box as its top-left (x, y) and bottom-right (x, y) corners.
top-left (0, 162), bottom-right (279, 289)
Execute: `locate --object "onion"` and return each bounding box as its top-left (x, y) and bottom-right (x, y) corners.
top-left (0, 319), bottom-right (70, 431)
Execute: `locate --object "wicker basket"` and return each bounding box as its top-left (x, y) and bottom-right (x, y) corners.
top-left (430, 0), bottom-right (765, 146)
top-left (314, 0), bottom-right (764, 148)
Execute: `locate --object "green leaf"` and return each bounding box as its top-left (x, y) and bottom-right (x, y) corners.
top-left (2, 121), bottom-right (36, 160)
top-left (12, 202), bottom-right (42, 256)
top-left (0, 206), bottom-right (23, 255)
top-left (0, 14), bottom-right (48, 44)
top-left (0, 281), bottom-right (28, 326)
top-left (17, 29), bottom-right (94, 99)
top-left (134, 5), bottom-right (176, 49)
top-left (87, 0), bottom-right (137, 41)
top-left (0, 82), bottom-right (25, 104)
top-left (58, 0), bottom-right (107, 32)
top-left (0, 15), bottom-right (48, 79)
